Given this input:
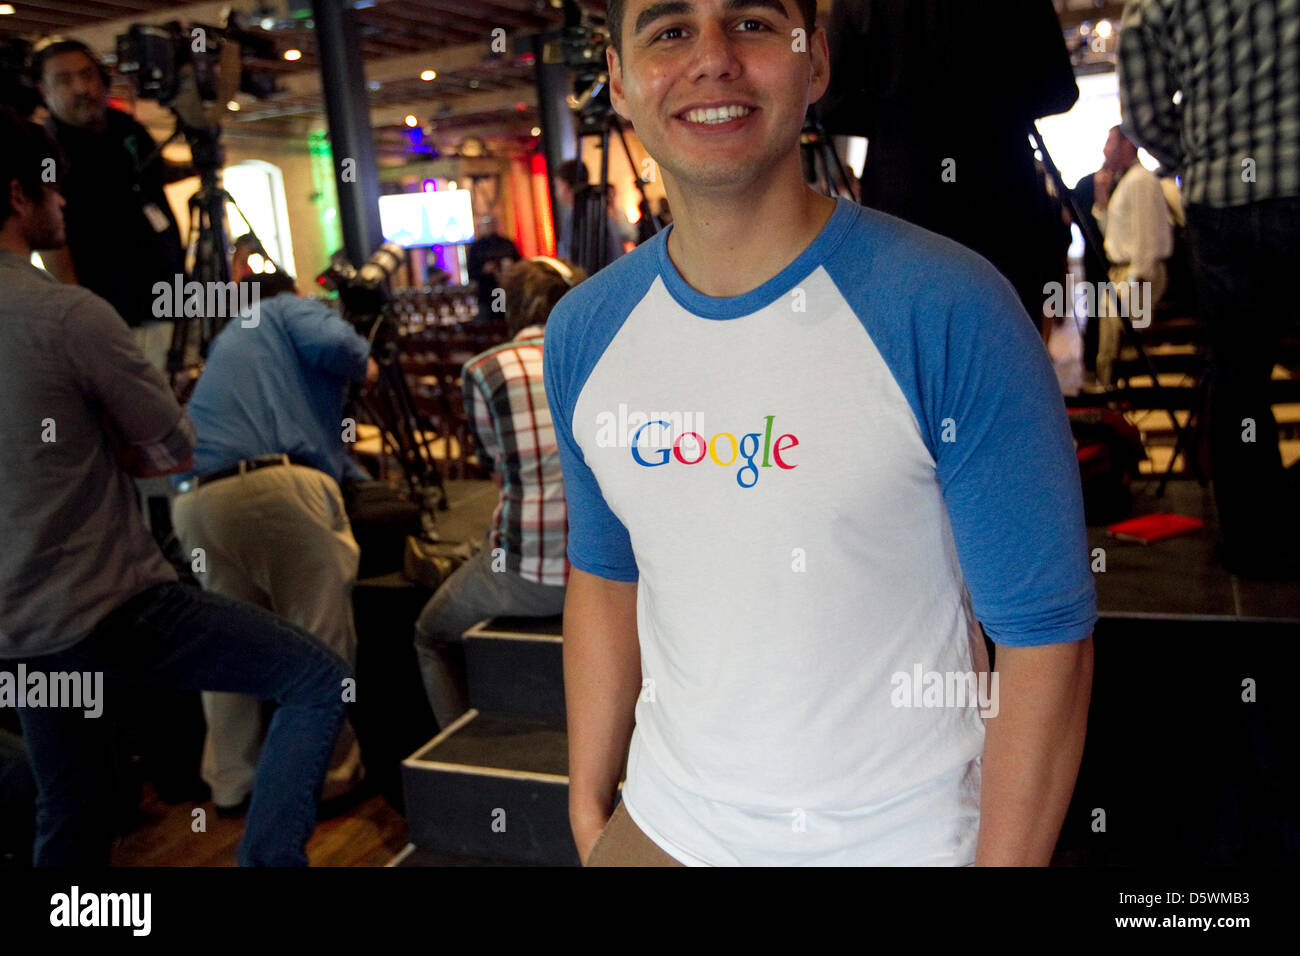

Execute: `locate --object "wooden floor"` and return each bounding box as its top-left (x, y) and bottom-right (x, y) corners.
top-left (109, 784), bottom-right (409, 867)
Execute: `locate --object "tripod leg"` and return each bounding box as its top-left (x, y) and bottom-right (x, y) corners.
top-left (613, 118), bottom-right (661, 236)
top-left (598, 125), bottom-right (612, 269)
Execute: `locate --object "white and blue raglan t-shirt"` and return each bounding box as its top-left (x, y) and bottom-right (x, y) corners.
top-left (542, 197), bottom-right (1097, 866)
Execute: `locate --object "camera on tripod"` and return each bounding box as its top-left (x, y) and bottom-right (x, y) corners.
top-left (319, 242), bottom-right (449, 516)
top-left (112, 15), bottom-right (283, 378)
top-left (545, 1), bottom-right (660, 274)
top-left (554, 20), bottom-right (612, 134)
top-left (317, 242), bottom-right (408, 328)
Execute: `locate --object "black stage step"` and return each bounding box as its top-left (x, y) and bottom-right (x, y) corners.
top-left (464, 616), bottom-right (564, 719)
top-left (401, 709), bottom-right (578, 865)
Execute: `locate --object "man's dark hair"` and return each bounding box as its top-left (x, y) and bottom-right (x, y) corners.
top-left (606, 0), bottom-right (818, 58)
top-left (30, 36), bottom-right (108, 87)
top-left (233, 233), bottom-right (269, 259)
top-left (244, 270), bottom-right (298, 300)
top-left (0, 104), bottom-right (63, 230)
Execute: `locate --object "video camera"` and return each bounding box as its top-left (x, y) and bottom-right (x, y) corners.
top-left (317, 242), bottom-right (408, 327)
top-left (549, 1), bottom-right (613, 134)
top-left (115, 16), bottom-right (279, 134)
top-left (318, 242), bottom-right (448, 513)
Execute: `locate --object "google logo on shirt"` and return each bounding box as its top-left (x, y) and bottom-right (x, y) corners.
top-left (630, 414), bottom-right (799, 488)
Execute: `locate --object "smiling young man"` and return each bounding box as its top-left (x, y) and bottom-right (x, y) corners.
top-left (543, 0), bottom-right (1096, 866)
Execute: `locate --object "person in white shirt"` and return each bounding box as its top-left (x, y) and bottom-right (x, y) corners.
top-left (1092, 126), bottom-right (1175, 386)
top-left (548, 0), bottom-right (1095, 867)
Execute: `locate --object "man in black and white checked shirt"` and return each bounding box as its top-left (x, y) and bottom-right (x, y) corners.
top-left (1119, 0), bottom-right (1300, 578)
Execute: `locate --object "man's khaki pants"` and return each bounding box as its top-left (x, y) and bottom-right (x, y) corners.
top-left (172, 463), bottom-right (363, 807)
top-left (1096, 262), bottom-right (1168, 388)
top-left (585, 803), bottom-right (684, 867)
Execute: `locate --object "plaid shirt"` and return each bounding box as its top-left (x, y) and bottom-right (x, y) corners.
top-left (462, 327), bottom-right (569, 587)
top-left (1118, 0), bottom-right (1300, 207)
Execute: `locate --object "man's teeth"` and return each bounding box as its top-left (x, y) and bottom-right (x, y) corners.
top-left (683, 105), bottom-right (753, 124)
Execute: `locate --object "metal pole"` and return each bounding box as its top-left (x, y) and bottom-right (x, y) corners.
top-left (529, 31), bottom-right (577, 241)
top-left (313, 0), bottom-right (383, 266)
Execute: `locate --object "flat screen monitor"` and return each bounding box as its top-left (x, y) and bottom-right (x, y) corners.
top-left (378, 189), bottom-right (476, 248)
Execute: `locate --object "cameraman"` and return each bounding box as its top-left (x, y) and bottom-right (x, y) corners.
top-left (31, 36), bottom-right (188, 371)
top-left (0, 106), bottom-right (349, 866)
top-left (171, 273), bottom-right (378, 816)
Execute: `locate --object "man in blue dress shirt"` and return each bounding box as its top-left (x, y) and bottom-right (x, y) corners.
top-left (172, 272), bottom-right (378, 815)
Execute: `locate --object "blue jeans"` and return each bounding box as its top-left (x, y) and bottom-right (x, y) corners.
top-left (8, 582), bottom-right (350, 866)
top-left (413, 544), bottom-right (565, 728)
top-left (1184, 198), bottom-right (1300, 564)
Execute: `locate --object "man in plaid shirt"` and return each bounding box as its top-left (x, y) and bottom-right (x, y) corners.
top-left (413, 257), bottom-right (584, 727)
top-left (1119, 0), bottom-right (1300, 578)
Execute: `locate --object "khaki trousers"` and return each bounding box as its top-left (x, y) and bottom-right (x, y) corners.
top-left (1096, 262), bottom-right (1168, 387)
top-left (172, 463), bottom-right (362, 806)
top-left (585, 803), bottom-right (685, 867)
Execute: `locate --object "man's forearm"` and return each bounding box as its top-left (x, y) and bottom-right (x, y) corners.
top-left (101, 412), bottom-right (195, 478)
top-left (563, 570), bottom-right (641, 852)
top-left (975, 636), bottom-right (1094, 866)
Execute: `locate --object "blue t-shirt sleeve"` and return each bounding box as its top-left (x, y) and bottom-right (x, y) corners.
top-left (927, 267), bottom-right (1097, 647)
top-left (543, 298), bottom-right (639, 582)
top-left (279, 295), bottom-right (371, 381)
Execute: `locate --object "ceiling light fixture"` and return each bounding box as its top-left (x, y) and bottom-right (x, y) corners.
top-left (421, 69), bottom-right (436, 81)
top-left (284, 48), bottom-right (302, 61)
top-left (404, 114), bottom-right (419, 128)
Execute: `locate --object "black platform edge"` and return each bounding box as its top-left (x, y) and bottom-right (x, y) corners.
top-left (465, 630), bottom-right (565, 719)
top-left (465, 615), bottom-right (564, 639)
top-left (404, 710), bottom-right (569, 777)
top-left (400, 710), bottom-right (577, 865)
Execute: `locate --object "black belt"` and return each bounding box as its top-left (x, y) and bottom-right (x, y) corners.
top-left (191, 454), bottom-right (312, 488)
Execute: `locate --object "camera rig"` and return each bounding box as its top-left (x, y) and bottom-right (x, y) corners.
top-left (115, 17), bottom-right (281, 384)
top-left (319, 243), bottom-right (449, 521)
top-left (551, 0), bottom-right (662, 273)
